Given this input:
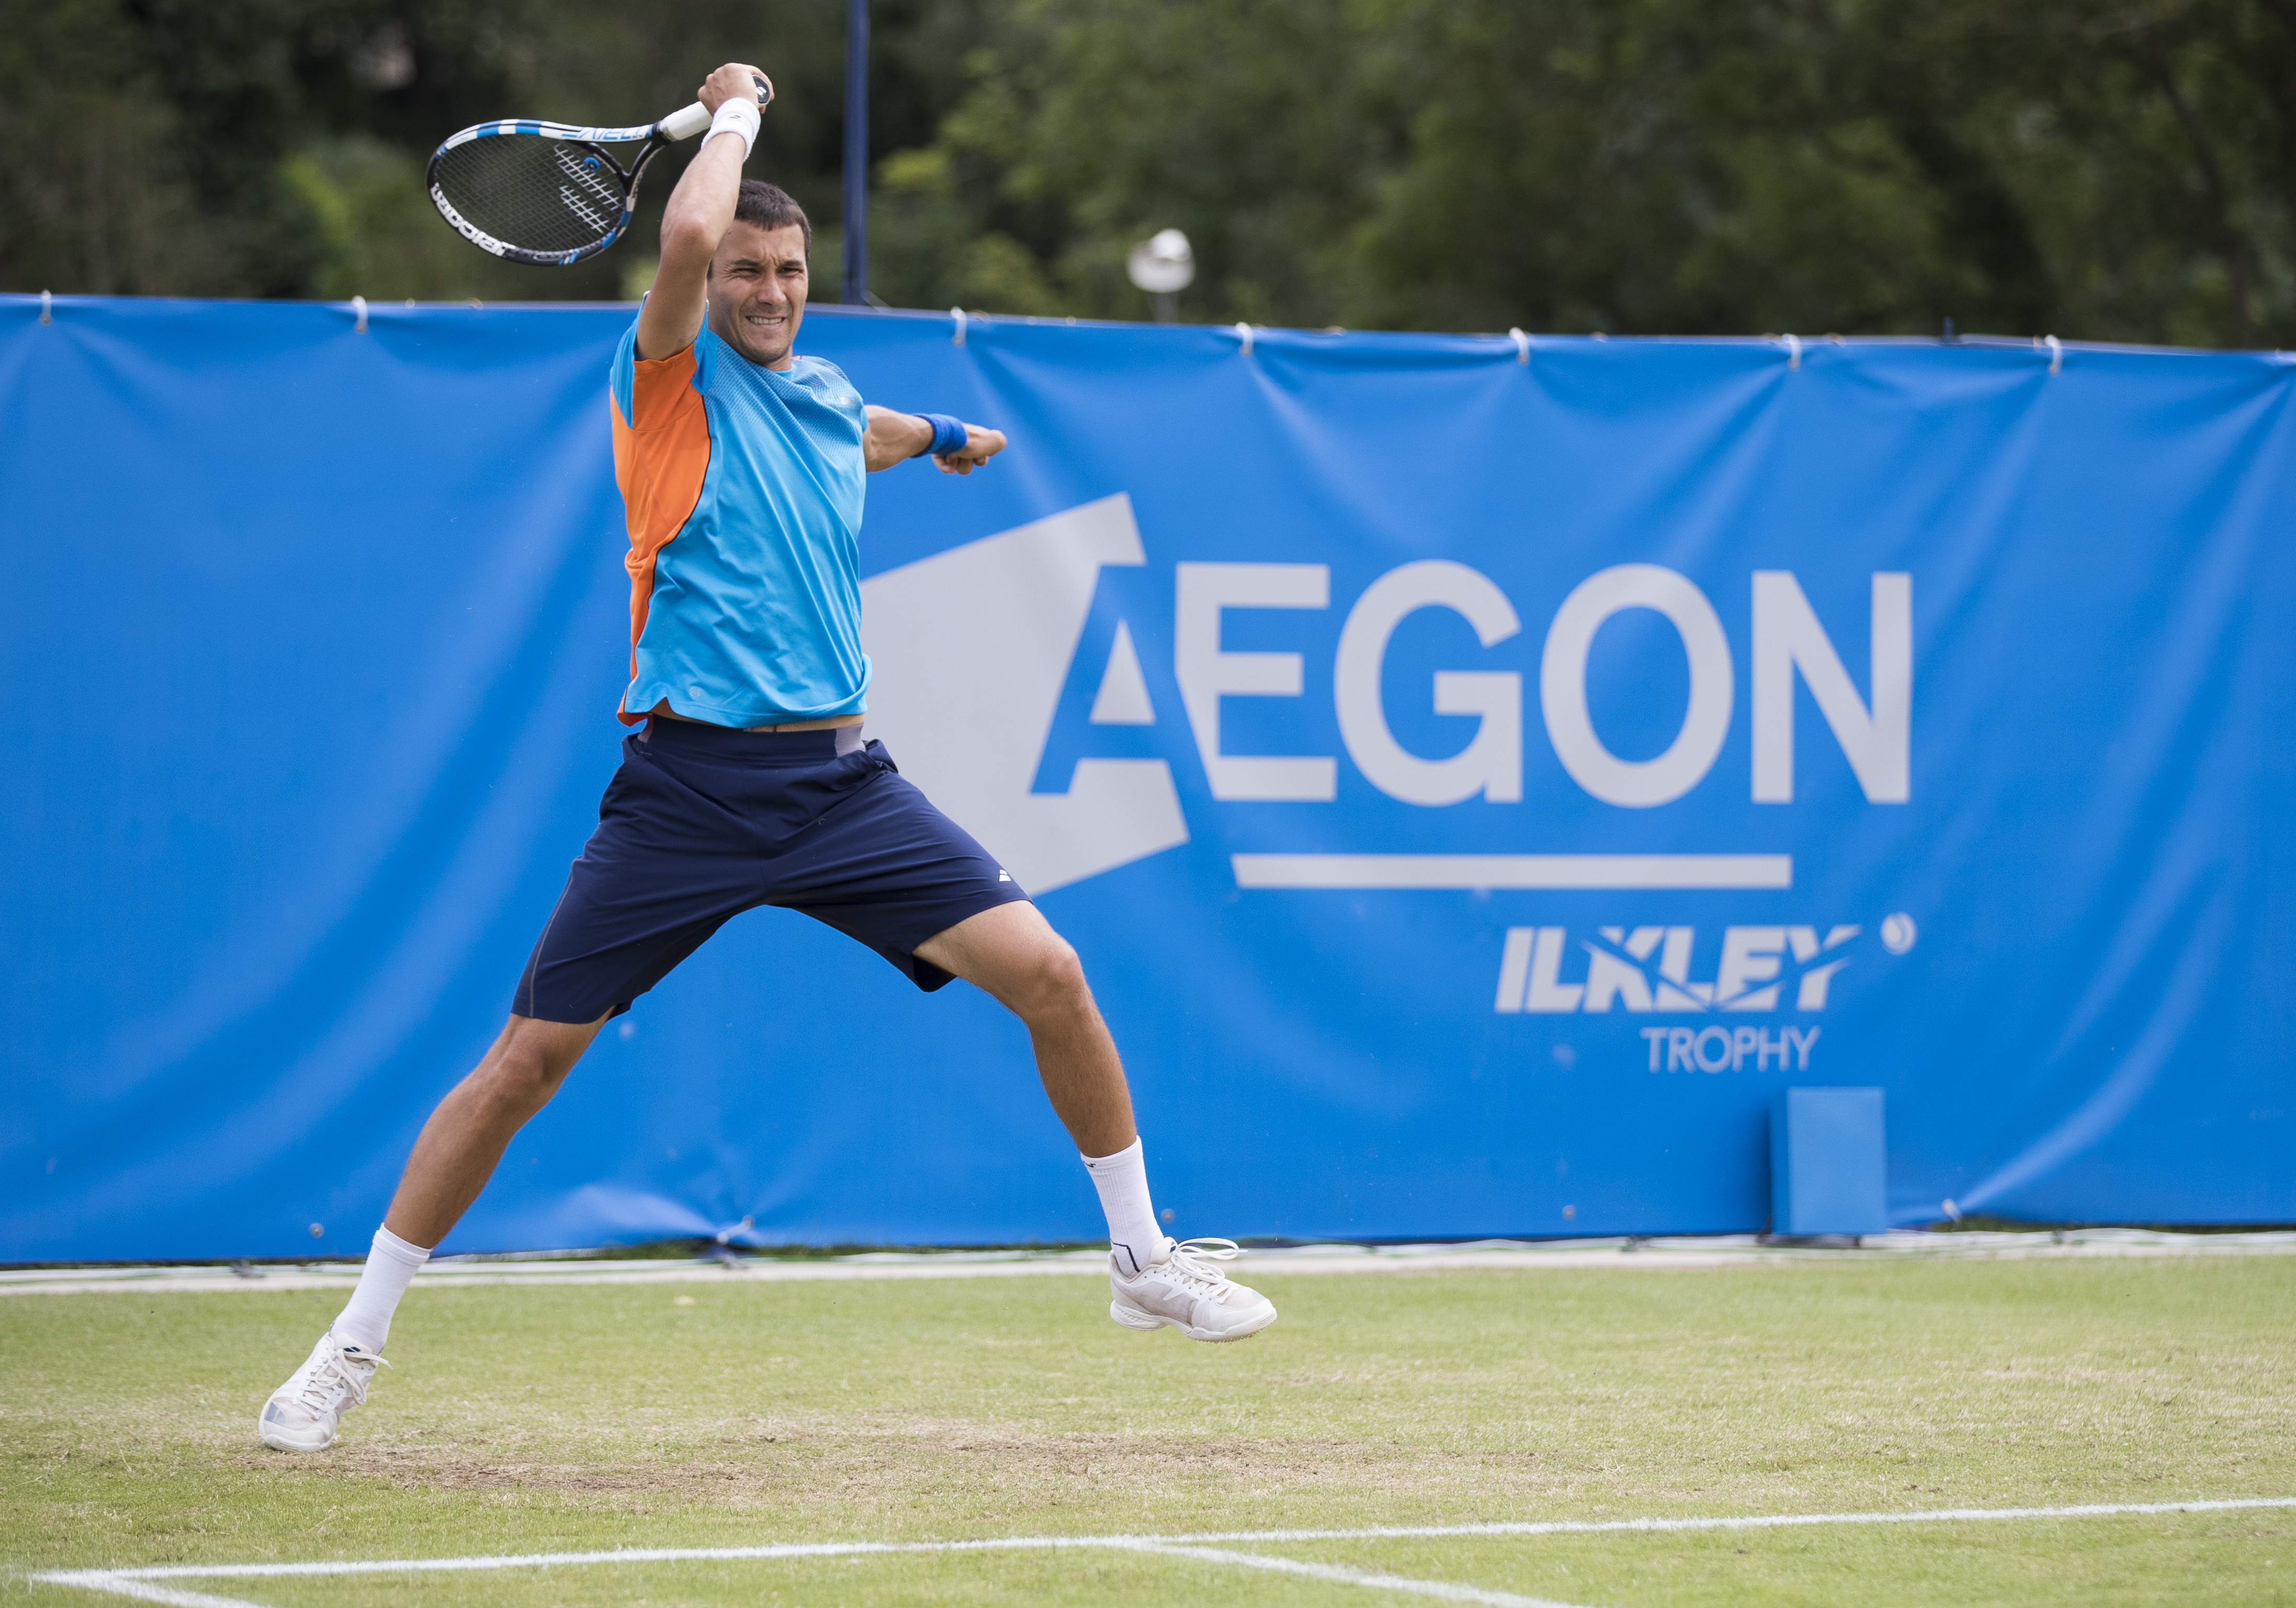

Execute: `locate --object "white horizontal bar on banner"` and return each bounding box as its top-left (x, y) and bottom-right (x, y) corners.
top-left (1230, 853), bottom-right (1793, 890)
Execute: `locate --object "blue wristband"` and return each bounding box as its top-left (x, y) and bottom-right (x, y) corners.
top-left (919, 412), bottom-right (969, 457)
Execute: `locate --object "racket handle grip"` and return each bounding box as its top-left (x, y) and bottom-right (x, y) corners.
top-left (655, 79), bottom-right (771, 143)
top-left (657, 101), bottom-right (712, 141)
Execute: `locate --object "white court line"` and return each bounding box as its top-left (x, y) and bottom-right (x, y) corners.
top-left (29, 1496), bottom-right (2291, 1606)
top-left (1174, 1493), bottom-right (2296, 1542)
top-left (30, 1545), bottom-right (1592, 1608)
top-left (31, 1580), bottom-right (265, 1608)
top-left (12, 1228), bottom-right (2292, 1296)
top-left (1121, 1540), bottom-right (1585, 1606)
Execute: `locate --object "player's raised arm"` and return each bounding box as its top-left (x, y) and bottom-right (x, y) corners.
top-left (862, 406), bottom-right (1009, 475)
top-left (636, 63), bottom-right (772, 361)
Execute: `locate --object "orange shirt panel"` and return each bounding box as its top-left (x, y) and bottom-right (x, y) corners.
top-left (612, 342), bottom-right (712, 724)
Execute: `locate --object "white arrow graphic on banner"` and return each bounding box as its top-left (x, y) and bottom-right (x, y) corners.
top-left (859, 493), bottom-right (1189, 894)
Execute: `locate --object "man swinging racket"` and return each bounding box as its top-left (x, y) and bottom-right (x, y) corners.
top-left (260, 61), bottom-right (1275, 1453)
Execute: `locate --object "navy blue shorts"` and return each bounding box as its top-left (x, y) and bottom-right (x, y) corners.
top-left (513, 719), bottom-right (1030, 1023)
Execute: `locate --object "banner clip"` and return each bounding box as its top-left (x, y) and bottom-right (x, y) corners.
top-left (1235, 321), bottom-right (1254, 357)
top-left (2041, 333), bottom-right (2062, 375)
top-left (39, 289), bottom-right (51, 325)
top-left (1781, 333), bottom-right (1802, 370)
top-left (352, 295), bottom-right (368, 334)
top-left (951, 307), bottom-right (967, 347)
top-left (1509, 327), bottom-right (1530, 365)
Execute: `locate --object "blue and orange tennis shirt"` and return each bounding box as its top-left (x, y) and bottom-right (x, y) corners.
top-left (608, 319), bottom-right (870, 727)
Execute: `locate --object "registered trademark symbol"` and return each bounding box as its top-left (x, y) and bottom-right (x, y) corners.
top-left (1881, 913), bottom-right (1918, 954)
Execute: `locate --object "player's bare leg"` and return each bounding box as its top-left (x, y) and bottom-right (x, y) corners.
top-left (917, 902), bottom-right (1278, 1342)
top-left (384, 1014), bottom-right (609, 1246)
top-left (259, 1014), bottom-right (605, 1450)
top-left (915, 901), bottom-right (1134, 1156)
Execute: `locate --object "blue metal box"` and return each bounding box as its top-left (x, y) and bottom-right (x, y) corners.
top-left (1771, 1087), bottom-right (1887, 1236)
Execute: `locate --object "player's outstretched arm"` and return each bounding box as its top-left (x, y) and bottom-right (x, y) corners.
top-left (636, 62), bottom-right (770, 361)
top-left (862, 406), bottom-right (1008, 475)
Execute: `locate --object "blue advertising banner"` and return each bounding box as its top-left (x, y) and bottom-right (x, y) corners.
top-left (3, 294), bottom-right (2291, 1260)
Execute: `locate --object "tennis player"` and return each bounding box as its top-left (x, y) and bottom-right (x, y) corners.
top-left (259, 62), bottom-right (1274, 1454)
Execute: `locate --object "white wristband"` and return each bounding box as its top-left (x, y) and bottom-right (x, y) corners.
top-left (708, 98), bottom-right (760, 159)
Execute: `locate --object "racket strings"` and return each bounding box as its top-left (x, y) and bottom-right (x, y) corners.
top-left (553, 145), bottom-right (623, 235)
top-left (433, 136), bottom-right (635, 255)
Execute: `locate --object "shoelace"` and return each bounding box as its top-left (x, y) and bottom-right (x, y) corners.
top-left (1161, 1237), bottom-right (1245, 1292)
top-left (293, 1334), bottom-right (389, 1414)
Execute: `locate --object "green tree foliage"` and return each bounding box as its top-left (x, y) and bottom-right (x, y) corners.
top-left (0, 0), bottom-right (214, 294)
top-left (0, 0), bottom-right (880, 302)
top-left (872, 0), bottom-right (2296, 344)
top-left (3, 0), bottom-right (2290, 345)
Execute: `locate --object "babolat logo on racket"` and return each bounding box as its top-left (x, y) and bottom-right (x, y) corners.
top-left (1493, 917), bottom-right (1915, 1020)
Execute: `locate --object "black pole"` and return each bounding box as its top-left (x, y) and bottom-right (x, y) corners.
top-left (842, 0), bottom-right (869, 305)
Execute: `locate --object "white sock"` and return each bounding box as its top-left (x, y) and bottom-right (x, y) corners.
top-left (1082, 1137), bottom-right (1164, 1276)
top-left (332, 1226), bottom-right (430, 1355)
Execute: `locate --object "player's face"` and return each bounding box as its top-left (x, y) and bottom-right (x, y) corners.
top-left (707, 221), bottom-right (809, 369)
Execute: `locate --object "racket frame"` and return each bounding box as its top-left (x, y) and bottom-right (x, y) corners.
top-left (426, 78), bottom-right (768, 267)
top-left (426, 118), bottom-right (671, 267)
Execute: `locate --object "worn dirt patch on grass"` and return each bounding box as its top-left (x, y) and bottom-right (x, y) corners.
top-left (244, 1414), bottom-right (1571, 1520)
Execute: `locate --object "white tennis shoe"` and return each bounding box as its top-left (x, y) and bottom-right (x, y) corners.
top-left (1109, 1237), bottom-right (1277, 1342)
top-left (258, 1329), bottom-right (387, 1452)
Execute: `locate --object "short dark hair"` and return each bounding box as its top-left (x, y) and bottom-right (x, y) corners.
top-left (732, 179), bottom-right (811, 253)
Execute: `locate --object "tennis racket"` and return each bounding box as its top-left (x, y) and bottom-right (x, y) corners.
top-left (427, 74), bottom-right (771, 266)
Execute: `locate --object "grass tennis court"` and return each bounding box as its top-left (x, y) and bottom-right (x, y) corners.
top-left (4, 1254), bottom-right (2291, 1605)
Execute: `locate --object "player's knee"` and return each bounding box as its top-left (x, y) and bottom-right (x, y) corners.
top-left (479, 1055), bottom-right (559, 1117)
top-left (1019, 936), bottom-right (1090, 1016)
top-left (483, 1025), bottom-right (583, 1113)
